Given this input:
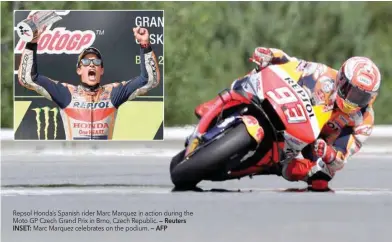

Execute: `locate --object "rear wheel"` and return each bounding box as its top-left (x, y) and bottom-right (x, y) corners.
top-left (170, 123), bottom-right (256, 189)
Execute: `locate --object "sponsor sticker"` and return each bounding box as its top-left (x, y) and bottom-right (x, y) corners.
top-left (31, 106), bottom-right (59, 140)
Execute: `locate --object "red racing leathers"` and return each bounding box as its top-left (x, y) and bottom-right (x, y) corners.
top-left (195, 48), bottom-right (375, 182)
top-left (18, 42), bottom-right (160, 140)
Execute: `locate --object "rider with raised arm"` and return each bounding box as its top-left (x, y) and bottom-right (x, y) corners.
top-left (18, 26), bottom-right (160, 140)
top-left (195, 47), bottom-right (381, 188)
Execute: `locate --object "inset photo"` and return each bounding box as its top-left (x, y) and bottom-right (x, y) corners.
top-left (14, 10), bottom-right (164, 140)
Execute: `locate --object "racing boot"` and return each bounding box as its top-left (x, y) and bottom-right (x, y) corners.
top-left (306, 158), bottom-right (333, 191)
top-left (282, 157), bottom-right (332, 191)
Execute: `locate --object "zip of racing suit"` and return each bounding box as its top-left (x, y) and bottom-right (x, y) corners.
top-left (18, 42), bottom-right (160, 140)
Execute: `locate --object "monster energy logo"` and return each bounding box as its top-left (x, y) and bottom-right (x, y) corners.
top-left (31, 107), bottom-right (59, 140)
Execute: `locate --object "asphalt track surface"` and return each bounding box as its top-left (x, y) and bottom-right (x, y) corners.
top-left (2, 144), bottom-right (392, 242)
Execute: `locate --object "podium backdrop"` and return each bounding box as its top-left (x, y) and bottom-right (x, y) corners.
top-left (13, 10), bottom-right (164, 140)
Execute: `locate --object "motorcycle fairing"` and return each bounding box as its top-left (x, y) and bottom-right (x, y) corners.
top-left (277, 61), bottom-right (333, 135)
top-left (185, 114), bottom-right (264, 157)
top-left (183, 60), bottom-right (333, 175)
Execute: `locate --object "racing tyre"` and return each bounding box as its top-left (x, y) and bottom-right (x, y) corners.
top-left (170, 149), bottom-right (186, 173)
top-left (170, 123), bottom-right (255, 189)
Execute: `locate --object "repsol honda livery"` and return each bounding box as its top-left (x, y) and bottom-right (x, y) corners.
top-left (18, 42), bottom-right (160, 140)
top-left (170, 60), bottom-right (334, 189)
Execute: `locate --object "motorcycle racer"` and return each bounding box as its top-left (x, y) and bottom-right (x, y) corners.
top-left (18, 26), bottom-right (160, 140)
top-left (195, 47), bottom-right (381, 188)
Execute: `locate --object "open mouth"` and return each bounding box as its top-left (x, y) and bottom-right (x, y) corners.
top-left (88, 70), bottom-right (96, 81)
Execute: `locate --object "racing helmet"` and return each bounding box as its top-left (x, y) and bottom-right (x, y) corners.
top-left (336, 57), bottom-right (381, 113)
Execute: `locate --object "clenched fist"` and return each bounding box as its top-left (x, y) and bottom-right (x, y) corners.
top-left (133, 26), bottom-right (149, 46)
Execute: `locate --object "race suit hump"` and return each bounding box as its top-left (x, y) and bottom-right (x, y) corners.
top-left (18, 43), bottom-right (160, 140)
top-left (267, 48), bottom-right (375, 176)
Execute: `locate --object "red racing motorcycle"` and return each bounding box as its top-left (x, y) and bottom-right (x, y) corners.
top-left (170, 60), bottom-right (333, 189)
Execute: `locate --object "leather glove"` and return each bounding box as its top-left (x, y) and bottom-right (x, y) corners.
top-left (314, 139), bottom-right (337, 164)
top-left (249, 47), bottom-right (273, 69)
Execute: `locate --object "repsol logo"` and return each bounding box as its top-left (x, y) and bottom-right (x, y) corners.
top-left (285, 77), bottom-right (315, 118)
top-left (73, 101), bottom-right (110, 109)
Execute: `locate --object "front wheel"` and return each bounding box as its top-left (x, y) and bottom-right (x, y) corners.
top-left (170, 123), bottom-right (256, 189)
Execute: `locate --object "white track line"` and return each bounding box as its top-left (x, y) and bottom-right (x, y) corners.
top-left (1, 188), bottom-right (172, 196)
top-left (2, 187), bottom-right (392, 196)
top-left (2, 147), bottom-right (392, 158)
top-left (1, 149), bottom-right (180, 157)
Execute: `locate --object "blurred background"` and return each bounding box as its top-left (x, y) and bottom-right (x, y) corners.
top-left (2, 1), bottom-right (392, 128)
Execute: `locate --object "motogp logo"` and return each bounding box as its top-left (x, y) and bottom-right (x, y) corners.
top-left (15, 11), bottom-right (96, 54)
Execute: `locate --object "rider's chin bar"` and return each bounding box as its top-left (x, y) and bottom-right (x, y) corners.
top-left (140, 42), bottom-right (152, 53)
top-left (248, 58), bottom-right (262, 72)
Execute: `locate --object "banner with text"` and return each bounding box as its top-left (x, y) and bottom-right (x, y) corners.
top-left (14, 10), bottom-right (164, 140)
